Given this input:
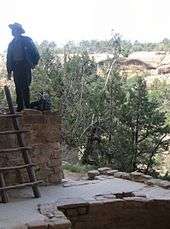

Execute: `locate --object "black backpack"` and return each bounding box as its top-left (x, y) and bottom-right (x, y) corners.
top-left (30, 93), bottom-right (52, 111)
top-left (22, 36), bottom-right (40, 68)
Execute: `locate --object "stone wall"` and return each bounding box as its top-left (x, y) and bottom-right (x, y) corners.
top-left (0, 109), bottom-right (63, 185)
top-left (69, 198), bottom-right (170, 229)
top-left (39, 197), bottom-right (170, 229)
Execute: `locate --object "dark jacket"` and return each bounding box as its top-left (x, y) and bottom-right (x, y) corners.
top-left (7, 36), bottom-right (40, 74)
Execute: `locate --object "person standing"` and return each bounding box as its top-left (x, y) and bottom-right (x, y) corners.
top-left (7, 23), bottom-right (40, 112)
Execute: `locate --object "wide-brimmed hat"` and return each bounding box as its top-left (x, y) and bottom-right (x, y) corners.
top-left (8, 23), bottom-right (25, 34)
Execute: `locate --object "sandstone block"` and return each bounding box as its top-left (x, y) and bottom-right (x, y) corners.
top-left (88, 170), bottom-right (100, 180)
top-left (106, 170), bottom-right (118, 176)
top-left (142, 174), bottom-right (152, 180)
top-left (114, 172), bottom-right (130, 180)
top-left (130, 171), bottom-right (152, 182)
top-left (146, 178), bottom-right (163, 186)
top-left (98, 167), bottom-right (111, 175)
top-left (157, 180), bottom-right (170, 189)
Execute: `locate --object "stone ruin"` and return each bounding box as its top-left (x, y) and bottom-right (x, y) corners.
top-left (0, 109), bottom-right (63, 186)
top-left (0, 109), bottom-right (170, 229)
top-left (37, 196), bottom-right (170, 229)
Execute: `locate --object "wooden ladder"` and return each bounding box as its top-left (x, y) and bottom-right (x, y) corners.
top-left (0, 86), bottom-right (41, 203)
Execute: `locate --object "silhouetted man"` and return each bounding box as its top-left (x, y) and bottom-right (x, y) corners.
top-left (7, 23), bottom-right (40, 112)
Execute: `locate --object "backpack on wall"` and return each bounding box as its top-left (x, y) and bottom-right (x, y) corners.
top-left (30, 93), bottom-right (52, 111)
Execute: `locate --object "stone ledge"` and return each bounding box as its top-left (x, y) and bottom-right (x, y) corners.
top-left (98, 167), bottom-right (111, 175)
top-left (87, 168), bottom-right (170, 190)
top-left (114, 171), bottom-right (131, 180)
top-left (146, 178), bottom-right (170, 189)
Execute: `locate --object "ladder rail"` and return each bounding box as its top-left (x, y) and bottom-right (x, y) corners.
top-left (1, 86), bottom-right (41, 200)
top-left (0, 173), bottom-right (9, 203)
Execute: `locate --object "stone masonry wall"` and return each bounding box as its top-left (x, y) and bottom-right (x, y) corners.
top-left (0, 109), bottom-right (63, 185)
top-left (67, 198), bottom-right (170, 229)
top-left (39, 197), bottom-right (170, 229)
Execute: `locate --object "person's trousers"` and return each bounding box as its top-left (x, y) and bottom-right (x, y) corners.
top-left (13, 61), bottom-right (32, 111)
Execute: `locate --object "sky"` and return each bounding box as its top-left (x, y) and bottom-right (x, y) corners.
top-left (1, 0), bottom-right (170, 51)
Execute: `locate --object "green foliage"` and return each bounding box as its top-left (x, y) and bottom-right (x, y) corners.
top-left (149, 78), bottom-right (170, 125)
top-left (31, 40), bottom-right (64, 110)
top-left (0, 89), bottom-right (3, 106)
top-left (31, 38), bottom-right (169, 174)
top-left (63, 163), bottom-right (96, 173)
top-left (120, 77), bottom-right (169, 172)
top-left (0, 54), bottom-right (7, 109)
top-left (56, 37), bottom-right (170, 56)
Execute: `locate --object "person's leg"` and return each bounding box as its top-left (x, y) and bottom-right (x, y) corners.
top-left (15, 84), bottom-right (23, 111)
top-left (13, 63), bottom-right (24, 111)
top-left (23, 86), bottom-right (30, 108)
top-left (22, 66), bottom-right (32, 109)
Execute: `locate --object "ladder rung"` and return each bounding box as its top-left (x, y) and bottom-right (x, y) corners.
top-left (0, 114), bottom-right (22, 118)
top-left (0, 130), bottom-right (29, 135)
top-left (0, 164), bottom-right (35, 171)
top-left (0, 146), bottom-right (32, 153)
top-left (0, 181), bottom-right (42, 191)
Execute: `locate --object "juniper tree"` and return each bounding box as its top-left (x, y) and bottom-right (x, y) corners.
top-left (118, 77), bottom-right (169, 172)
